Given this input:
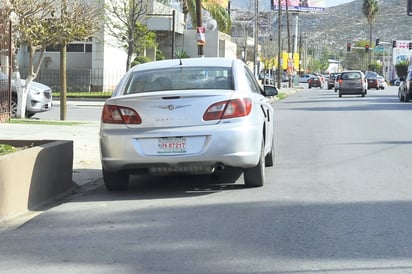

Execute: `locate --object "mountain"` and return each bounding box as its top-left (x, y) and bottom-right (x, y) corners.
top-left (298, 0), bottom-right (411, 50)
top-left (231, 0), bottom-right (412, 52)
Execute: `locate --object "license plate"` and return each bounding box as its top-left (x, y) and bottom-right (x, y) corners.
top-left (158, 137), bottom-right (186, 153)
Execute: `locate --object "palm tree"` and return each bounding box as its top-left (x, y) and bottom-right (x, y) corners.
top-left (180, 0), bottom-right (231, 34)
top-left (362, 0), bottom-right (379, 66)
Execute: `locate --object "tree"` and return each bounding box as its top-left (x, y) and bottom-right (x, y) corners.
top-left (395, 61), bottom-right (408, 78)
top-left (105, 0), bottom-right (152, 71)
top-left (362, 0), bottom-right (378, 66)
top-left (178, 0), bottom-right (231, 34)
top-left (8, 0), bottom-right (101, 118)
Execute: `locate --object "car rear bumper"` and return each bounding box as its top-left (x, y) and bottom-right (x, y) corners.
top-left (339, 88), bottom-right (365, 95)
top-left (100, 122), bottom-right (264, 174)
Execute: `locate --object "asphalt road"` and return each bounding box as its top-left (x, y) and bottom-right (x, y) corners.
top-left (2, 85), bottom-right (412, 273)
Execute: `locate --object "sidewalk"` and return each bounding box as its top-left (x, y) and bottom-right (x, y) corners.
top-left (0, 121), bottom-right (102, 187)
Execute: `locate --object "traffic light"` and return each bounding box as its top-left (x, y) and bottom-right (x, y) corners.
top-left (365, 44), bottom-right (369, 52)
top-left (393, 40), bottom-right (397, 48)
top-left (347, 42), bottom-right (351, 52)
top-left (375, 39), bottom-right (380, 46)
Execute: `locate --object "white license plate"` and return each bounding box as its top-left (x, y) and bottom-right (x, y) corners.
top-left (158, 137), bottom-right (186, 153)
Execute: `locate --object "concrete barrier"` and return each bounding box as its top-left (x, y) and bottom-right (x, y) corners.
top-left (0, 140), bottom-right (74, 220)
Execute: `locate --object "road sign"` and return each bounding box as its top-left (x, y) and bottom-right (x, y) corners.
top-left (374, 45), bottom-right (384, 52)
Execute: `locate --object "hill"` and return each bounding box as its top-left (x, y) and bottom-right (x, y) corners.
top-left (231, 0), bottom-right (411, 52)
top-left (297, 0), bottom-right (411, 51)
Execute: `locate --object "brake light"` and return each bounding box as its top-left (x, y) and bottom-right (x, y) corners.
top-left (338, 79), bottom-right (343, 85)
top-left (203, 98), bottom-right (252, 121)
top-left (101, 104), bottom-right (142, 124)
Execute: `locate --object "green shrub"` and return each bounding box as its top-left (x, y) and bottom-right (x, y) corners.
top-left (131, 56), bottom-right (152, 67)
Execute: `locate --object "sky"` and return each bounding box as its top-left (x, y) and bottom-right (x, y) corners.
top-left (325, 0), bottom-right (355, 7)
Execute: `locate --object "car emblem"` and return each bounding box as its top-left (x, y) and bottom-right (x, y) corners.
top-left (156, 104), bottom-right (190, 110)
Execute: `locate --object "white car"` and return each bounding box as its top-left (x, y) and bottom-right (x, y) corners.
top-left (299, 74), bottom-right (315, 83)
top-left (99, 58), bottom-right (278, 191)
top-left (0, 72), bottom-right (53, 118)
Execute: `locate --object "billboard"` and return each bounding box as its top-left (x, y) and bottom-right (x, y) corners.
top-left (392, 40), bottom-right (412, 65)
top-left (271, 0), bottom-right (325, 12)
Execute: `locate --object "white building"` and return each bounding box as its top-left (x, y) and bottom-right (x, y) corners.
top-left (16, 0), bottom-right (236, 92)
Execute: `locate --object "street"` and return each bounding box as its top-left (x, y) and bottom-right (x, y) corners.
top-left (2, 85), bottom-right (412, 273)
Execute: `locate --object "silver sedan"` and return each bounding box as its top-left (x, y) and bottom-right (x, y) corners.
top-left (99, 58), bottom-right (278, 191)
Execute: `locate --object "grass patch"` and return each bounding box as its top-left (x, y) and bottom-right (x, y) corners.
top-left (0, 144), bottom-right (18, 156)
top-left (276, 93), bottom-right (289, 100)
top-left (9, 119), bottom-right (84, 126)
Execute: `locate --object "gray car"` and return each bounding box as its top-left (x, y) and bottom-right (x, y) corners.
top-left (338, 70), bottom-right (367, 98)
top-left (0, 72), bottom-right (53, 117)
top-left (99, 58), bottom-right (278, 191)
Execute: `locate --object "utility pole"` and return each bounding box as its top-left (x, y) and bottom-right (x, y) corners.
top-left (196, 0), bottom-right (204, 57)
top-left (253, 0), bottom-right (258, 75)
top-left (277, 0), bottom-right (282, 88)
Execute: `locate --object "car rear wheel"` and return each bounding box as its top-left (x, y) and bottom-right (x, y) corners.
top-left (265, 137), bottom-right (275, 167)
top-left (244, 141), bottom-right (265, 187)
top-left (212, 167), bottom-right (242, 184)
top-left (103, 168), bottom-right (129, 191)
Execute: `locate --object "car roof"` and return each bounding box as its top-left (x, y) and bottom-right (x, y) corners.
top-left (129, 58), bottom-right (237, 72)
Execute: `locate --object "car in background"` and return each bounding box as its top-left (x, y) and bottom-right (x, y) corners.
top-left (365, 71), bottom-right (379, 90)
top-left (0, 72), bottom-right (53, 118)
top-left (334, 73), bottom-right (342, 92)
top-left (99, 58), bottom-right (278, 191)
top-left (398, 70), bottom-right (412, 102)
top-left (338, 70), bottom-right (367, 97)
top-left (391, 77), bottom-right (402, 86)
top-left (299, 74), bottom-right (315, 83)
top-left (377, 75), bottom-right (386, 90)
top-left (328, 72), bottom-right (340, 89)
top-left (308, 76), bottom-right (323, 88)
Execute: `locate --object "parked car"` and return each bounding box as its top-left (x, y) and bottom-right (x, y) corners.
top-left (338, 70), bottom-right (367, 97)
top-left (99, 58), bottom-right (278, 191)
top-left (299, 74), bottom-right (315, 83)
top-left (377, 75), bottom-right (386, 90)
top-left (308, 76), bottom-right (323, 88)
top-left (0, 72), bottom-right (53, 118)
top-left (328, 72), bottom-right (340, 89)
top-left (398, 70), bottom-right (412, 102)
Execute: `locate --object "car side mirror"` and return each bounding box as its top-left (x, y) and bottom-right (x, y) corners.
top-left (263, 85), bottom-right (278, 97)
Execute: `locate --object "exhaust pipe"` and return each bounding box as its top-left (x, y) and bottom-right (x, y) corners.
top-left (214, 163), bottom-right (225, 172)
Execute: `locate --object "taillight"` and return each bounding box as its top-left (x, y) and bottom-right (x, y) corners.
top-left (338, 79), bottom-right (343, 85)
top-left (203, 98), bottom-right (252, 121)
top-left (101, 104), bottom-right (142, 124)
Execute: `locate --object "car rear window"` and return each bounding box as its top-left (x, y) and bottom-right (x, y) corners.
top-left (124, 67), bottom-right (233, 94)
top-left (341, 72), bottom-right (361, 80)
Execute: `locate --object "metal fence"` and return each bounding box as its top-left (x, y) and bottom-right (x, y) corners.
top-left (0, 11), bottom-right (11, 122)
top-left (19, 68), bottom-right (123, 95)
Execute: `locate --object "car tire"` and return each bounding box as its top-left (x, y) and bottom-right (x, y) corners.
top-left (103, 168), bottom-right (129, 191)
top-left (265, 136), bottom-right (275, 167)
top-left (11, 95), bottom-right (17, 118)
top-left (244, 141), bottom-right (265, 187)
top-left (212, 167), bottom-right (242, 184)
